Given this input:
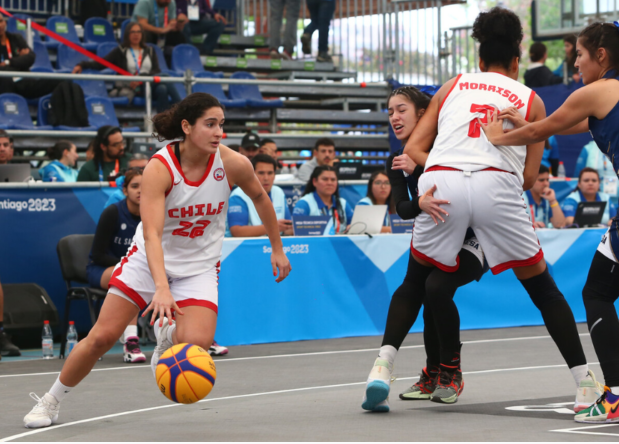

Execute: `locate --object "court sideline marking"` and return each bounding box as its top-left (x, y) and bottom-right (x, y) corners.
top-left (550, 424), bottom-right (619, 437)
top-left (0, 362), bottom-right (596, 442)
top-left (0, 333), bottom-right (589, 379)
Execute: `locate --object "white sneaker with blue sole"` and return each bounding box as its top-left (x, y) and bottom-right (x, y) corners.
top-left (361, 358), bottom-right (393, 412)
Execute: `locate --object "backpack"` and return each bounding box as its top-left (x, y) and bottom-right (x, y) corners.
top-left (48, 81), bottom-right (90, 128)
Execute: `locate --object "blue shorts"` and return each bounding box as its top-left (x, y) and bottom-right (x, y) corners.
top-left (86, 263), bottom-right (107, 289)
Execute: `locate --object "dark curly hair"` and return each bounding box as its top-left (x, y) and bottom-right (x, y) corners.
top-left (152, 93), bottom-right (224, 142)
top-left (472, 7), bottom-right (523, 70)
top-left (578, 22), bottom-right (619, 74)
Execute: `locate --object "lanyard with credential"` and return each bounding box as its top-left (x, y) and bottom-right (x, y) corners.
top-left (1, 38), bottom-right (11, 63)
top-left (98, 159), bottom-right (120, 182)
top-left (129, 48), bottom-right (143, 74)
top-left (154, 3), bottom-right (169, 27)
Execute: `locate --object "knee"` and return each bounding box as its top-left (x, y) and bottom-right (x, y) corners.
top-left (88, 329), bottom-right (117, 352)
top-left (215, 22), bottom-right (226, 32)
top-left (582, 283), bottom-right (609, 307)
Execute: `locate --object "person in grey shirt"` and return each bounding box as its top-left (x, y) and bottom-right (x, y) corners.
top-left (295, 137), bottom-right (336, 183)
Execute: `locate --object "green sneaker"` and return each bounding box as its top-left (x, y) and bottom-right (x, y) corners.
top-left (430, 369), bottom-right (464, 404)
top-left (400, 367), bottom-right (437, 400)
top-left (575, 387), bottom-right (619, 423)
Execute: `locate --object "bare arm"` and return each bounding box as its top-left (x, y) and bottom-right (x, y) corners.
top-left (522, 95), bottom-right (547, 191)
top-left (230, 224), bottom-right (267, 237)
top-left (137, 16), bottom-right (164, 35)
top-left (558, 118), bottom-right (589, 135)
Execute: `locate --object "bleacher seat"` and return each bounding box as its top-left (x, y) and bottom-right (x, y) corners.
top-left (171, 44), bottom-right (205, 75)
top-left (97, 42), bottom-right (118, 58)
top-left (45, 16), bottom-right (97, 51)
top-left (229, 72), bottom-right (283, 108)
top-left (56, 45), bottom-right (91, 72)
top-left (7, 14), bottom-right (43, 44)
top-left (74, 70), bottom-right (130, 106)
top-left (146, 43), bottom-right (180, 77)
top-left (85, 96), bottom-right (140, 131)
top-left (83, 18), bottom-right (116, 47)
top-left (38, 94), bottom-right (96, 131)
top-left (120, 19), bottom-right (132, 42)
top-left (194, 72), bottom-right (246, 108)
top-left (31, 41), bottom-right (55, 73)
top-left (0, 93), bottom-right (52, 130)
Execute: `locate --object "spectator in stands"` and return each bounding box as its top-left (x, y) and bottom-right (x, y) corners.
top-left (176, 0), bottom-right (227, 55)
top-left (0, 130), bottom-right (13, 165)
top-left (0, 278), bottom-right (21, 358)
top-left (553, 34), bottom-right (579, 83)
top-left (104, 154), bottom-right (150, 207)
top-left (522, 165), bottom-right (566, 229)
top-left (38, 140), bottom-right (79, 182)
top-left (85, 141), bottom-right (95, 162)
top-left (72, 22), bottom-right (181, 113)
top-left (80, 0), bottom-right (108, 25)
top-left (295, 137), bottom-right (335, 183)
top-left (239, 131), bottom-right (260, 160)
top-left (293, 165), bottom-right (353, 234)
top-left (562, 167), bottom-right (617, 226)
top-left (86, 168), bottom-right (146, 363)
top-left (77, 126), bottom-right (131, 182)
top-left (355, 170), bottom-right (394, 233)
top-left (228, 154), bottom-right (293, 237)
top-left (132, 0), bottom-right (186, 51)
top-left (300, 0), bottom-right (335, 62)
top-left (524, 42), bottom-right (562, 88)
top-left (259, 138), bottom-right (282, 171)
top-left (542, 136), bottom-right (560, 175)
top-left (574, 140), bottom-right (616, 182)
top-left (269, 0), bottom-right (300, 60)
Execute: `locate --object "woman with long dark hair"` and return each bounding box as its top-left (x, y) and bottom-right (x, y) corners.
top-left (355, 170), bottom-right (395, 233)
top-left (39, 140), bottom-right (79, 182)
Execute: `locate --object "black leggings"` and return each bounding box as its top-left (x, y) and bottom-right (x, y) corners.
top-left (381, 250), bottom-right (483, 369)
top-left (583, 251), bottom-right (619, 387)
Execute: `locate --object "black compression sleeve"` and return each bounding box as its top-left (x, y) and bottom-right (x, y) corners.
top-left (386, 155), bottom-right (421, 220)
top-left (91, 205), bottom-right (122, 267)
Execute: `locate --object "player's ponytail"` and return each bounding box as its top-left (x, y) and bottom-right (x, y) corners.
top-left (152, 93), bottom-right (224, 142)
top-left (471, 7), bottom-right (523, 70)
top-left (578, 22), bottom-right (619, 74)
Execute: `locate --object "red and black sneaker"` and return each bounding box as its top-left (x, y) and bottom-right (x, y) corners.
top-left (399, 367), bottom-right (438, 400)
top-left (430, 369), bottom-right (464, 404)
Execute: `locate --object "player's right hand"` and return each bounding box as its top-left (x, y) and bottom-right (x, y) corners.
top-left (419, 185), bottom-right (450, 225)
top-left (143, 287), bottom-right (185, 327)
top-left (498, 107), bottom-right (527, 129)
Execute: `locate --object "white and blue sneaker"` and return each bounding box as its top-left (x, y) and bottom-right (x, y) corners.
top-left (151, 317), bottom-right (175, 378)
top-left (361, 358), bottom-right (393, 412)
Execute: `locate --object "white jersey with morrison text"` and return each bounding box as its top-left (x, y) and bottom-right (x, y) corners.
top-left (426, 72), bottom-right (536, 185)
top-left (132, 144), bottom-right (231, 278)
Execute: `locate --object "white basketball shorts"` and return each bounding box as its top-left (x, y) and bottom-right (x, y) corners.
top-left (412, 167), bottom-right (543, 274)
top-left (108, 244), bottom-right (220, 313)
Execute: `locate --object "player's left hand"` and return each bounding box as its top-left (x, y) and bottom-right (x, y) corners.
top-left (541, 187), bottom-right (556, 203)
top-left (478, 109), bottom-right (503, 145)
top-left (391, 154), bottom-right (417, 175)
top-left (271, 250), bottom-right (291, 283)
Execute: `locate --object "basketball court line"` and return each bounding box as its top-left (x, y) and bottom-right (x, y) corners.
top-left (0, 333), bottom-right (584, 378)
top-left (550, 424), bottom-right (619, 437)
top-left (0, 362), bottom-right (592, 442)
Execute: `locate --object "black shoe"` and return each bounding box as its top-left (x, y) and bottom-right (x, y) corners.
top-left (0, 331), bottom-right (21, 357)
top-left (300, 33), bottom-right (312, 55)
top-left (316, 52), bottom-right (333, 63)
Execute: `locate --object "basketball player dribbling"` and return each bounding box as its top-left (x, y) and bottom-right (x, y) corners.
top-left (23, 93), bottom-right (292, 429)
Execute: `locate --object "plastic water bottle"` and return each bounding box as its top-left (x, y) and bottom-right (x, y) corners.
top-left (42, 320), bottom-right (54, 359)
top-left (557, 162), bottom-right (566, 179)
top-left (280, 163), bottom-right (290, 175)
top-left (290, 163), bottom-right (298, 175)
top-left (66, 321), bottom-right (78, 357)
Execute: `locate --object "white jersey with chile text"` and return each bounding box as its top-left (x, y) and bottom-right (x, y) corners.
top-left (132, 144), bottom-right (231, 278)
top-left (426, 72), bottom-right (536, 185)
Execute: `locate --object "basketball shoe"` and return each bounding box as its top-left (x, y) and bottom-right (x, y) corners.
top-left (23, 393), bottom-right (60, 428)
top-left (123, 336), bottom-right (146, 363)
top-left (361, 358), bottom-right (393, 412)
top-left (400, 367), bottom-right (437, 400)
top-left (574, 386), bottom-right (619, 423)
top-left (574, 370), bottom-right (604, 413)
top-left (151, 317), bottom-right (175, 378)
top-left (209, 341), bottom-right (228, 356)
top-left (431, 369), bottom-right (464, 404)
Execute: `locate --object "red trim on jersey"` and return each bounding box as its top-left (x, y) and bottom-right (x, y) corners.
top-left (439, 74), bottom-right (461, 114)
top-left (167, 144), bottom-right (216, 187)
top-left (177, 298), bottom-right (218, 314)
top-left (490, 248), bottom-right (544, 275)
top-left (152, 154), bottom-right (174, 197)
top-left (410, 240), bottom-right (460, 272)
top-left (524, 90), bottom-right (536, 122)
top-left (108, 245), bottom-right (148, 309)
top-left (425, 166), bottom-right (512, 174)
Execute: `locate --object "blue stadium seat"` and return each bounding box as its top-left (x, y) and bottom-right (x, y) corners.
top-left (85, 97), bottom-right (140, 131)
top-left (38, 95), bottom-right (96, 131)
top-left (7, 14), bottom-right (43, 44)
top-left (0, 93), bottom-right (52, 130)
top-left (56, 45), bottom-right (91, 72)
top-left (133, 81), bottom-right (187, 107)
top-left (74, 70), bottom-right (130, 106)
top-left (45, 16), bottom-right (97, 50)
top-left (229, 71), bottom-right (283, 108)
top-left (120, 19), bottom-right (132, 42)
top-left (194, 72), bottom-right (246, 108)
top-left (97, 42), bottom-right (119, 58)
top-left (171, 44), bottom-right (205, 75)
top-left (146, 43), bottom-right (180, 76)
top-left (83, 18), bottom-right (116, 47)
top-left (31, 41), bottom-right (55, 73)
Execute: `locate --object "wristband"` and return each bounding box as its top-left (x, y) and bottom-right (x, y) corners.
top-left (550, 202), bottom-right (559, 208)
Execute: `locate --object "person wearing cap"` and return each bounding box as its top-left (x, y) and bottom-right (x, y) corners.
top-left (239, 132), bottom-right (261, 160)
top-left (295, 137), bottom-right (336, 183)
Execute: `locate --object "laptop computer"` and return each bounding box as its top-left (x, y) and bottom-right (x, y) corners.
top-left (335, 162), bottom-right (363, 180)
top-left (347, 205), bottom-right (387, 235)
top-left (0, 164), bottom-right (31, 182)
top-left (361, 165), bottom-right (386, 180)
top-left (573, 201), bottom-right (607, 227)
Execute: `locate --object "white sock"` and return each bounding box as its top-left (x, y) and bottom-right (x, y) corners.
top-left (377, 345), bottom-right (397, 368)
top-left (123, 325), bottom-right (138, 342)
top-left (611, 386), bottom-right (619, 395)
top-left (166, 323), bottom-right (176, 344)
top-left (570, 364), bottom-right (589, 387)
top-left (48, 376), bottom-right (72, 403)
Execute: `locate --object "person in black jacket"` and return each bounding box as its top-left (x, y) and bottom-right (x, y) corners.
top-left (524, 42), bottom-right (562, 88)
top-left (73, 21), bottom-right (181, 113)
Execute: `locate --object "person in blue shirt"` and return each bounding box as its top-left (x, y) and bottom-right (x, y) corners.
top-left (541, 136), bottom-right (560, 175)
top-left (104, 154), bottom-right (150, 208)
top-left (562, 167), bottom-right (616, 226)
top-left (86, 169), bottom-right (145, 364)
top-left (38, 141), bottom-right (79, 182)
top-left (522, 165), bottom-right (567, 228)
top-left (227, 154), bottom-right (293, 237)
top-left (293, 165), bottom-right (353, 234)
top-left (355, 170), bottom-right (394, 233)
top-left (574, 140), bottom-right (617, 182)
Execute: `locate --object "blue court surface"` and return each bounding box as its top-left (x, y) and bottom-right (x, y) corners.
top-left (0, 324), bottom-right (617, 442)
